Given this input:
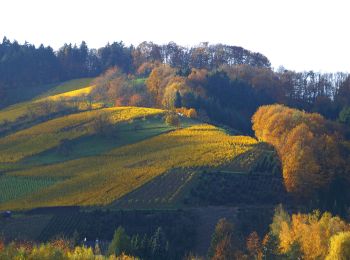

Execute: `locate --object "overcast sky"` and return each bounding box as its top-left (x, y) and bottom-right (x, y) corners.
top-left (1, 0), bottom-right (349, 72)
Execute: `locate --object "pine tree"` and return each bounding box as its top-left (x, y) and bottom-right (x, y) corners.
top-left (150, 227), bottom-right (169, 260)
top-left (107, 226), bottom-right (131, 256)
top-left (174, 90), bottom-right (182, 108)
top-left (130, 234), bottom-right (142, 257)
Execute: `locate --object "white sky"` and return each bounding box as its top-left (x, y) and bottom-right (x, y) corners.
top-left (0, 0), bottom-right (349, 72)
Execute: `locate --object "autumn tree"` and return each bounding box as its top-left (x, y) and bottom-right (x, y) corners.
top-left (208, 218), bottom-right (234, 258)
top-left (252, 104), bottom-right (345, 198)
top-left (276, 211), bottom-right (350, 260)
top-left (91, 113), bottom-right (115, 137)
top-left (136, 61), bottom-right (161, 76)
top-left (163, 42), bottom-right (187, 68)
top-left (132, 41), bottom-right (162, 71)
top-left (91, 67), bottom-right (150, 107)
top-left (165, 113), bottom-right (180, 128)
top-left (326, 232), bottom-right (350, 260)
top-left (246, 232), bottom-right (262, 259)
top-left (213, 235), bottom-right (235, 260)
top-left (162, 76), bottom-right (187, 109)
top-left (146, 64), bottom-right (176, 107)
top-left (261, 233), bottom-right (279, 260)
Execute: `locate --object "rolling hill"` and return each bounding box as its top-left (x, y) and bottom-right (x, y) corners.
top-left (0, 78), bottom-right (286, 257)
top-left (0, 122), bottom-right (259, 210)
top-left (0, 78), bottom-right (279, 210)
top-left (0, 78), bottom-right (94, 123)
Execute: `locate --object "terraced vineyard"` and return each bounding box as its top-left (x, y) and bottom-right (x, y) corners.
top-left (0, 214), bottom-right (53, 241)
top-left (0, 124), bottom-right (258, 210)
top-left (112, 169), bottom-right (196, 208)
top-left (22, 116), bottom-right (182, 166)
top-left (186, 170), bottom-right (288, 205)
top-left (0, 78), bottom-right (277, 215)
top-left (0, 175), bottom-right (59, 203)
top-left (0, 106), bottom-right (164, 163)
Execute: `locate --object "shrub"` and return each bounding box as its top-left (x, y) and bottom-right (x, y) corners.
top-left (165, 113), bottom-right (180, 128)
top-left (175, 107), bottom-right (198, 118)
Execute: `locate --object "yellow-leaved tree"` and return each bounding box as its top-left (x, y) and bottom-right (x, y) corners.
top-left (275, 210), bottom-right (350, 260)
top-left (326, 232), bottom-right (350, 260)
top-left (252, 104), bottom-right (344, 198)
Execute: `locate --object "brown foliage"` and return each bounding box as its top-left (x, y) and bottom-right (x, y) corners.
top-left (246, 231), bottom-right (262, 259)
top-left (136, 61), bottom-right (161, 76)
top-left (252, 104), bottom-right (345, 197)
top-left (175, 108), bottom-right (198, 118)
top-left (164, 113), bottom-right (180, 128)
top-left (50, 238), bottom-right (71, 252)
top-left (128, 94), bottom-right (143, 107)
top-left (277, 211), bottom-right (350, 260)
top-left (223, 64), bottom-right (285, 102)
top-left (146, 64), bottom-right (176, 106)
top-left (213, 235), bottom-right (235, 260)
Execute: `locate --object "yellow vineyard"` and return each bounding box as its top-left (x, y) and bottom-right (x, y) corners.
top-left (0, 107), bottom-right (164, 163)
top-left (0, 78), bottom-right (93, 123)
top-left (2, 124), bottom-right (257, 210)
top-left (39, 85), bottom-right (94, 101)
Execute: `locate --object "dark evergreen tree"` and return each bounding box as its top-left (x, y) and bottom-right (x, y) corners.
top-left (150, 227), bottom-right (169, 260)
top-left (339, 106), bottom-right (350, 126)
top-left (107, 226), bottom-right (131, 256)
top-left (174, 90), bottom-right (182, 108)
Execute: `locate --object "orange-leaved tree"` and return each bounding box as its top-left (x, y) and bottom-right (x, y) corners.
top-left (252, 104), bottom-right (344, 197)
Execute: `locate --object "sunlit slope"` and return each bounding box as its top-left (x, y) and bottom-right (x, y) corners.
top-left (0, 107), bottom-right (164, 163)
top-left (0, 78), bottom-right (93, 123)
top-left (42, 86), bottom-right (94, 101)
top-left (0, 124), bottom-right (257, 210)
top-left (38, 78), bottom-right (93, 98)
top-left (21, 116), bottom-right (182, 166)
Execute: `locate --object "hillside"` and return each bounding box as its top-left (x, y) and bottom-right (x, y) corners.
top-left (0, 78), bottom-right (289, 259)
top-left (0, 122), bottom-right (260, 210)
top-left (0, 78), bottom-right (281, 212)
top-left (0, 78), bottom-right (93, 123)
top-left (1, 15), bottom-right (350, 257)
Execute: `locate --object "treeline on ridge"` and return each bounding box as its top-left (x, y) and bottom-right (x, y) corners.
top-left (0, 38), bottom-right (269, 108)
top-left (2, 37), bottom-right (350, 134)
top-left (89, 64), bottom-right (350, 134)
